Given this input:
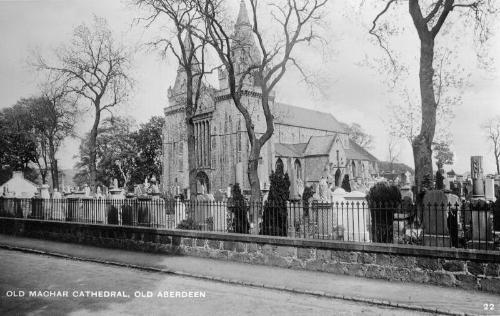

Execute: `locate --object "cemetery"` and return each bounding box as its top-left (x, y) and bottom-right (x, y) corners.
top-left (1, 155), bottom-right (499, 252)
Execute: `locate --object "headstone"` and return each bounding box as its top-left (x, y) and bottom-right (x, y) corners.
top-left (83, 184), bottom-right (91, 197)
top-left (444, 179), bottom-right (451, 191)
top-left (422, 190), bottom-right (460, 247)
top-left (95, 186), bottom-right (103, 199)
top-left (343, 191), bottom-right (370, 242)
top-left (485, 178), bottom-right (495, 201)
top-left (39, 185), bottom-right (50, 199)
top-left (467, 199), bottom-right (494, 249)
top-left (400, 185), bottom-right (413, 202)
top-left (318, 177), bottom-right (329, 202)
top-left (471, 156), bottom-right (485, 197)
top-left (296, 178), bottom-right (304, 199)
top-left (52, 189), bottom-right (62, 199)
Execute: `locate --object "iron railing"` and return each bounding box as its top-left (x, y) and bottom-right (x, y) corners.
top-left (0, 197), bottom-right (498, 252)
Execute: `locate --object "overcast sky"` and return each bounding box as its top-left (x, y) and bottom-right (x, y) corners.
top-left (1, 0), bottom-right (499, 175)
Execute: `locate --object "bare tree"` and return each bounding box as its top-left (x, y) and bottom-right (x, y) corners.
top-left (345, 123), bottom-right (374, 150)
top-left (482, 117), bottom-right (500, 174)
top-left (198, 0), bottom-right (327, 201)
top-left (387, 134), bottom-right (400, 171)
top-left (369, 0), bottom-right (497, 192)
top-left (134, 0), bottom-right (210, 193)
top-left (35, 16), bottom-right (133, 191)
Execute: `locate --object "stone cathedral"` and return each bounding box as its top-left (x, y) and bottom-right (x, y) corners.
top-left (162, 1), bottom-right (379, 199)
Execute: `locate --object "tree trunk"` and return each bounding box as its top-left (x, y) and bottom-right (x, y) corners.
top-left (413, 37), bottom-right (437, 193)
top-left (49, 141), bottom-right (59, 190)
top-left (495, 144), bottom-right (500, 175)
top-left (40, 170), bottom-right (47, 185)
top-left (187, 118), bottom-right (197, 196)
top-left (247, 142), bottom-right (262, 202)
top-left (89, 106), bottom-right (101, 192)
top-left (496, 153), bottom-right (500, 175)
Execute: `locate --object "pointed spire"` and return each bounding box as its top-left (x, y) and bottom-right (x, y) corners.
top-left (232, 0), bottom-right (261, 66)
top-left (182, 30), bottom-right (193, 54)
top-left (236, 0), bottom-right (251, 28)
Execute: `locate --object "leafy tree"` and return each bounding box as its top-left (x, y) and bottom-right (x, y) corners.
top-left (73, 115), bottom-right (163, 190)
top-left (228, 183), bottom-right (249, 234)
top-left (341, 175), bottom-right (351, 192)
top-left (261, 163), bottom-right (290, 236)
top-left (367, 182), bottom-right (402, 243)
top-left (435, 170), bottom-right (445, 190)
top-left (433, 141), bottom-right (454, 171)
top-left (302, 186), bottom-right (314, 217)
top-left (0, 103), bottom-right (39, 184)
top-left (18, 90), bottom-right (76, 189)
top-left (74, 116), bottom-right (136, 189)
top-left (130, 116), bottom-right (163, 185)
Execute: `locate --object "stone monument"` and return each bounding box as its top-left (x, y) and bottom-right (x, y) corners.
top-left (471, 156), bottom-right (485, 198)
top-left (485, 178), bottom-right (496, 202)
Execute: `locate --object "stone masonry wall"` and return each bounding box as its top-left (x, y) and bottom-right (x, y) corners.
top-left (1, 218), bottom-right (499, 294)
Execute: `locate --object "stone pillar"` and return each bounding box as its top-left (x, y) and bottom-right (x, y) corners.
top-left (194, 123), bottom-right (198, 168)
top-left (202, 121), bottom-right (206, 167)
top-left (471, 156), bottom-right (485, 198)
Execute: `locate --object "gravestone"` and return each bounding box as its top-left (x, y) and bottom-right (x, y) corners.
top-left (485, 178), bottom-right (495, 201)
top-left (494, 198), bottom-right (500, 231)
top-left (174, 198), bottom-right (187, 228)
top-left (422, 190), bottom-right (460, 247)
top-left (466, 199), bottom-right (494, 250)
top-left (471, 156), bottom-right (485, 198)
top-left (343, 191), bottom-right (371, 242)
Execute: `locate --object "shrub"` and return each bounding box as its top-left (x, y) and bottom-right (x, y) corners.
top-left (367, 182), bottom-right (401, 243)
top-left (341, 175), bottom-right (351, 192)
top-left (176, 218), bottom-right (197, 230)
top-left (435, 171), bottom-right (444, 190)
top-left (261, 163), bottom-right (290, 236)
top-left (228, 183), bottom-right (249, 234)
top-left (302, 186), bottom-right (314, 217)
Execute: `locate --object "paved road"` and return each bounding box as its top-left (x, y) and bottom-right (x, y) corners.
top-left (2, 235), bottom-right (498, 315)
top-left (0, 250), bottom-right (424, 316)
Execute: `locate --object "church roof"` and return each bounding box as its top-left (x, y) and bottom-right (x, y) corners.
top-left (345, 139), bottom-right (379, 162)
top-left (275, 143), bottom-right (307, 157)
top-left (274, 103), bottom-right (346, 133)
top-left (303, 135), bottom-right (337, 156)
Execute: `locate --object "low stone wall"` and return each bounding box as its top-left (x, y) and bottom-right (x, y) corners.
top-left (1, 217), bottom-right (499, 294)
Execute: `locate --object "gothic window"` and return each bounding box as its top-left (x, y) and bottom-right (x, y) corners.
top-left (276, 158), bottom-right (284, 172)
top-left (179, 142), bottom-right (183, 171)
top-left (294, 159), bottom-right (302, 180)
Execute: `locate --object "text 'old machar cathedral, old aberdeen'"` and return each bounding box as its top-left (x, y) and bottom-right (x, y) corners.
top-left (162, 1), bottom-right (379, 199)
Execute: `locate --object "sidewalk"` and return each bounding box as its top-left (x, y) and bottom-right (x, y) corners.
top-left (0, 234), bottom-right (498, 316)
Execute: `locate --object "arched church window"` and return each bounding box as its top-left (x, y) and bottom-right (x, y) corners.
top-left (212, 126), bottom-right (217, 148)
top-left (335, 169), bottom-right (341, 186)
top-left (351, 161), bottom-right (356, 178)
top-left (294, 159), bottom-right (302, 180)
top-left (275, 158), bottom-right (284, 173)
